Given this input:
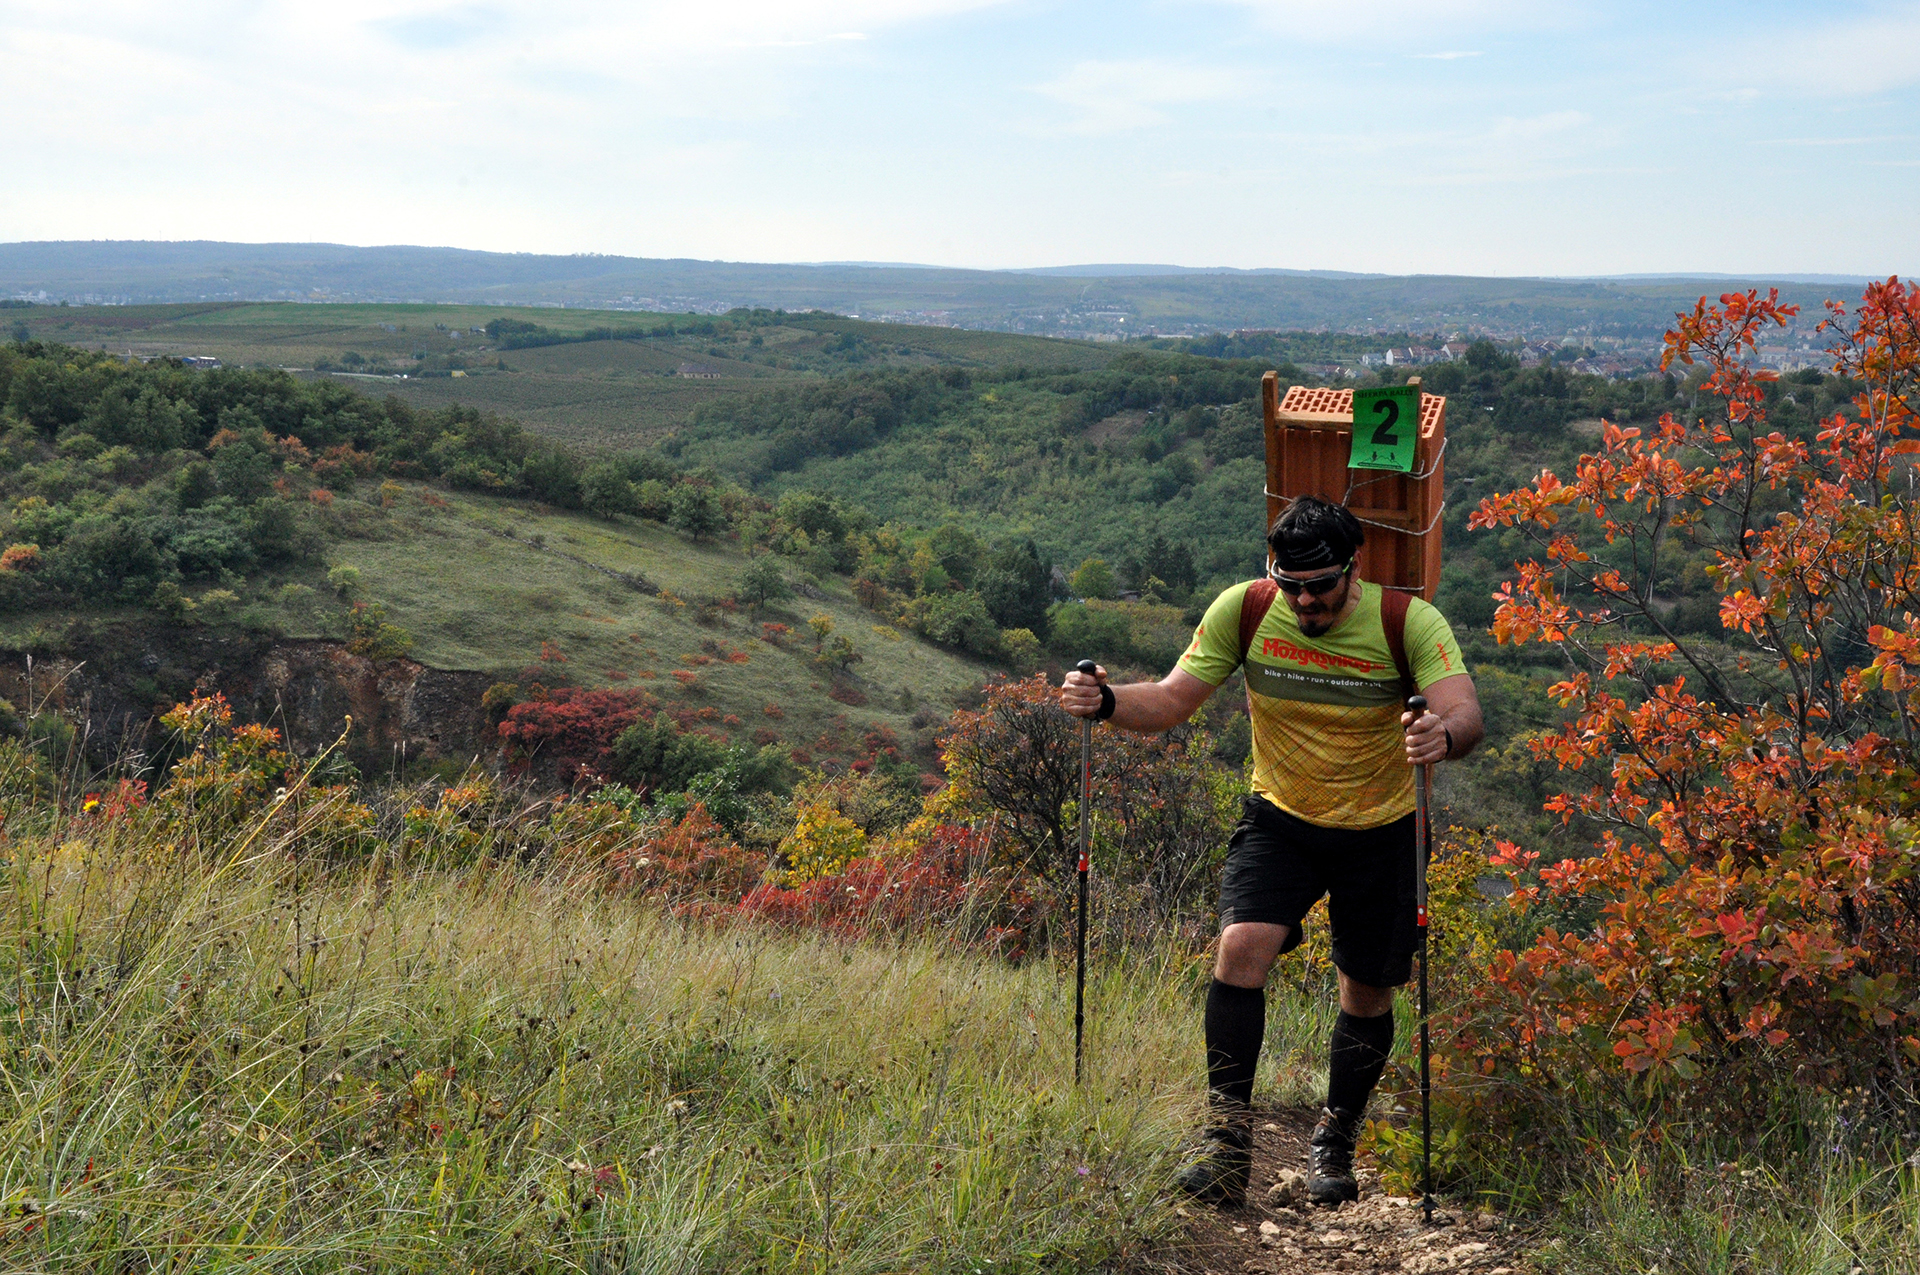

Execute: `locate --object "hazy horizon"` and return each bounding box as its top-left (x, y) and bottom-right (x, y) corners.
top-left (0, 238), bottom-right (1892, 287)
top-left (3, 2), bottom-right (1916, 277)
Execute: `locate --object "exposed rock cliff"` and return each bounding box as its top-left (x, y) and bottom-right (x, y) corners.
top-left (0, 622), bottom-right (495, 774)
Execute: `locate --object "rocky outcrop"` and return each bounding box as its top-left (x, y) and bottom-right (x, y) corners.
top-left (0, 622), bottom-right (496, 774)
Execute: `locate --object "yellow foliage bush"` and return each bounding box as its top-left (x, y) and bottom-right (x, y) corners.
top-left (778, 799), bottom-right (868, 883)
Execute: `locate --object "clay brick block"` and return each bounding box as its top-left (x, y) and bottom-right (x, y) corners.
top-left (1261, 372), bottom-right (1447, 600)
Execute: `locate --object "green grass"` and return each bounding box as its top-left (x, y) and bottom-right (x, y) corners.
top-left (1537, 1140), bottom-right (1920, 1274)
top-left (313, 483), bottom-right (991, 758)
top-left (0, 804), bottom-right (1209, 1272)
top-left (363, 370), bottom-right (772, 453)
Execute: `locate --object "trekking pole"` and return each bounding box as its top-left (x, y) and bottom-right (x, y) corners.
top-left (1074, 659), bottom-right (1097, 1085)
top-left (1405, 694), bottom-right (1435, 1224)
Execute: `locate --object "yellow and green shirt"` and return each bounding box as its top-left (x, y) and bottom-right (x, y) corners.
top-left (1177, 580), bottom-right (1464, 829)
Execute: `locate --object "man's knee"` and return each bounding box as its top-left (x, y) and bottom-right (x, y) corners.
top-left (1337, 972), bottom-right (1396, 1017)
top-left (1214, 922), bottom-right (1291, 988)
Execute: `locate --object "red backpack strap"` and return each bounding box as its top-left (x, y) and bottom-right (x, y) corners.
top-left (1238, 579), bottom-right (1278, 669)
top-left (1380, 587), bottom-right (1415, 701)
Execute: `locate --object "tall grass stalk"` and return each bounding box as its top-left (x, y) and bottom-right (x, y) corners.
top-left (1539, 1132), bottom-right (1920, 1275)
top-left (0, 806), bottom-right (1210, 1272)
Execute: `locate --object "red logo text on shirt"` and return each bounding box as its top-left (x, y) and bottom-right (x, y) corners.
top-left (1260, 637), bottom-right (1380, 674)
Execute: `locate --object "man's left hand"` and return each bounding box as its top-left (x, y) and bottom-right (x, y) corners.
top-left (1401, 708), bottom-right (1448, 766)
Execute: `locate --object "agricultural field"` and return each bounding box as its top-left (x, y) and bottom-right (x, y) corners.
top-left (6, 302), bottom-right (1123, 453)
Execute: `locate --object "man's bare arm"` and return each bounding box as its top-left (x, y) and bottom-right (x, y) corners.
top-left (1400, 672), bottom-right (1484, 766)
top-left (1060, 665), bottom-right (1217, 733)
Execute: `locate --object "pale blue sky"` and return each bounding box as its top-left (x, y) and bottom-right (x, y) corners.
top-left (3, 1), bottom-right (1915, 275)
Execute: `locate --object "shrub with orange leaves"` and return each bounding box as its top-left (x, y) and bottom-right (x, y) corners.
top-left (76, 777), bottom-right (147, 825)
top-left (154, 693), bottom-right (295, 824)
top-left (497, 686), bottom-right (654, 785)
top-left (607, 802), bottom-right (767, 915)
top-left (738, 823), bottom-right (1054, 958)
top-left (1447, 281), bottom-right (1920, 1169)
top-left (0, 543), bottom-right (40, 573)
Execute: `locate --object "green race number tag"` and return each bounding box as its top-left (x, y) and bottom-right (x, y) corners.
top-left (1348, 386), bottom-right (1421, 473)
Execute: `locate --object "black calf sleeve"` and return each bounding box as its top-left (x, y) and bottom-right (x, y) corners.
top-left (1326, 1009), bottom-right (1395, 1118)
top-left (1204, 979), bottom-right (1266, 1110)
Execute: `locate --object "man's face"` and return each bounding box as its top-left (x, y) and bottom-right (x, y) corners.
top-left (1274, 562), bottom-right (1352, 638)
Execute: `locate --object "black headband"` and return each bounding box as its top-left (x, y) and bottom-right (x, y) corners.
top-left (1271, 535), bottom-right (1347, 571)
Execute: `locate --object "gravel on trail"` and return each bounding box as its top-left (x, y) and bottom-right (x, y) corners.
top-left (1138, 1106), bottom-right (1534, 1275)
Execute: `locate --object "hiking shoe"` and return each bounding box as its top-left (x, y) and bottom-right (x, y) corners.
top-left (1307, 1107), bottom-right (1361, 1205)
top-left (1173, 1124), bottom-right (1253, 1206)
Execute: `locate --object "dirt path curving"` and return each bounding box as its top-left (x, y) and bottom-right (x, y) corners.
top-left (1139, 1106), bottom-right (1535, 1275)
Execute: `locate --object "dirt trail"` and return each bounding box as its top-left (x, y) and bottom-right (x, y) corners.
top-left (1142, 1106), bottom-right (1535, 1275)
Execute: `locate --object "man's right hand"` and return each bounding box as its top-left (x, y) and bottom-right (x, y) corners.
top-left (1059, 664), bottom-right (1108, 719)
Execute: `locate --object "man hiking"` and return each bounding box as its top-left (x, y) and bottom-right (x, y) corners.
top-left (1059, 495), bottom-right (1482, 1207)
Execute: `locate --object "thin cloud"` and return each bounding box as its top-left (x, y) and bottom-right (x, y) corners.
top-left (373, 6), bottom-right (506, 51)
top-left (1034, 59), bottom-right (1249, 135)
top-left (1756, 136), bottom-right (1912, 147)
top-left (1206, 0), bottom-right (1557, 42)
top-left (1410, 50), bottom-right (1482, 59)
top-left (744, 32), bottom-right (870, 47)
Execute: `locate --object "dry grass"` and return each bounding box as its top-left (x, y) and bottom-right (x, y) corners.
top-left (0, 795), bottom-right (1207, 1272)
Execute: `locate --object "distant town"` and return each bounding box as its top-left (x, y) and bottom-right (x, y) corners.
top-left (8, 261), bottom-right (1840, 384)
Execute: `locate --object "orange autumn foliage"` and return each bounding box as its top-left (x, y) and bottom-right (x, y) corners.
top-left (1456, 281), bottom-right (1920, 1129)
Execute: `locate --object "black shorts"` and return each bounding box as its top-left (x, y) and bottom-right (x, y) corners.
top-left (1218, 796), bottom-right (1419, 989)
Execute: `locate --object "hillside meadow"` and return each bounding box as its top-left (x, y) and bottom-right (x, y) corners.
top-left (329, 482), bottom-right (989, 761)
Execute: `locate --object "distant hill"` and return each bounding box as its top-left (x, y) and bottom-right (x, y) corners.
top-left (1005, 264), bottom-right (1386, 279)
top-left (0, 240), bottom-right (1864, 341)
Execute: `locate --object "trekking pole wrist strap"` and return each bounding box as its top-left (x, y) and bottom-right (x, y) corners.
top-left (1095, 684), bottom-right (1116, 721)
top-left (1441, 724), bottom-right (1454, 759)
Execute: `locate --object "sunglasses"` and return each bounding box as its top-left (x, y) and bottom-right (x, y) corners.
top-left (1269, 560), bottom-right (1352, 597)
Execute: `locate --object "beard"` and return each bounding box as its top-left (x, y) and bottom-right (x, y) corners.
top-left (1291, 580), bottom-right (1350, 638)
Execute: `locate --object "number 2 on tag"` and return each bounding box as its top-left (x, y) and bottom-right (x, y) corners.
top-left (1349, 386), bottom-right (1420, 473)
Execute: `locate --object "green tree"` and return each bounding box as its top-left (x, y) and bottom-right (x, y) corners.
top-left (1068, 557), bottom-right (1116, 601)
top-left (579, 461), bottom-right (638, 518)
top-left (818, 633), bottom-right (863, 672)
top-left (901, 590), bottom-right (1002, 656)
top-left (326, 564), bottom-right (362, 599)
top-left (977, 538), bottom-right (1052, 636)
top-left (345, 602), bottom-right (414, 661)
top-left (737, 555), bottom-right (793, 609)
top-left (1000, 626), bottom-right (1042, 669)
top-left (927, 523), bottom-right (982, 587)
top-left (668, 482), bottom-right (727, 540)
